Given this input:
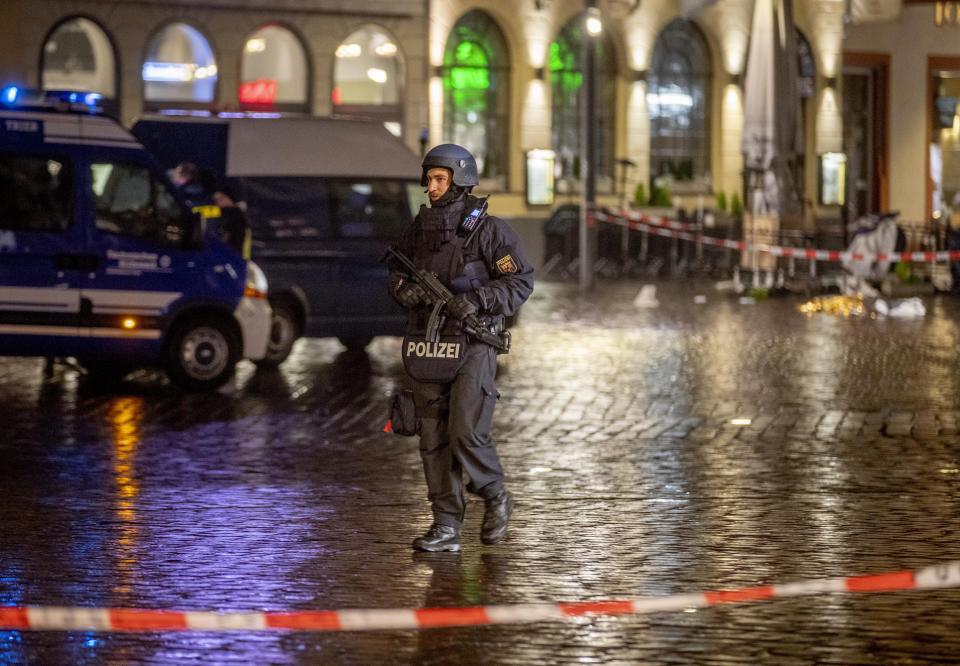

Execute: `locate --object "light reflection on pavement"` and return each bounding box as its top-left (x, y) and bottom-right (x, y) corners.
top-left (2, 280), bottom-right (960, 663)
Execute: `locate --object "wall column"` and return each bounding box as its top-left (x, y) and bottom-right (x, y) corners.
top-left (624, 79), bottom-right (649, 204)
top-left (719, 81), bottom-right (744, 202)
top-left (810, 0), bottom-right (845, 204)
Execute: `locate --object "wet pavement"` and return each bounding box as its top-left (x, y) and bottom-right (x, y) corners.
top-left (4, 279), bottom-right (960, 664)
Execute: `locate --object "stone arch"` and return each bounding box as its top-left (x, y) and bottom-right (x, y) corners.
top-left (141, 20), bottom-right (220, 109)
top-left (439, 9), bottom-right (512, 185)
top-left (40, 15), bottom-right (120, 116)
top-left (332, 23), bottom-right (405, 132)
top-left (240, 22), bottom-right (312, 112)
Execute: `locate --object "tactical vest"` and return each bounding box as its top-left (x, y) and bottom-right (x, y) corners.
top-left (407, 196), bottom-right (492, 337)
top-left (403, 196), bottom-right (493, 382)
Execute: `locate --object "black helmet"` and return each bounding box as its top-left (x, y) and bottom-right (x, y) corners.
top-left (421, 143), bottom-right (479, 188)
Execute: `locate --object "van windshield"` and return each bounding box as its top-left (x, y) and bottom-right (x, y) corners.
top-left (240, 177), bottom-right (419, 242)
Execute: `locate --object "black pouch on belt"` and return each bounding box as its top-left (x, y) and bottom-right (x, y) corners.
top-left (388, 389), bottom-right (417, 436)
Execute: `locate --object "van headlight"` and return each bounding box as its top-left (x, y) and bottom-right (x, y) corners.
top-left (244, 261), bottom-right (269, 299)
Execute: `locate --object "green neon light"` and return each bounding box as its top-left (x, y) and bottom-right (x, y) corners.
top-left (451, 88), bottom-right (487, 113)
top-left (454, 40), bottom-right (488, 68)
top-left (449, 67), bottom-right (490, 90)
top-left (442, 39), bottom-right (491, 91)
top-left (549, 40), bottom-right (577, 73)
top-left (549, 17), bottom-right (608, 77)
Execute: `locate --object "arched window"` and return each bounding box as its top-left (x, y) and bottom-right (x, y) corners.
top-left (441, 11), bottom-right (510, 188)
top-left (648, 19), bottom-right (711, 188)
top-left (550, 16), bottom-right (617, 191)
top-left (142, 23), bottom-right (217, 107)
top-left (333, 26), bottom-right (403, 134)
top-left (240, 25), bottom-right (309, 112)
top-left (41, 17), bottom-right (118, 116)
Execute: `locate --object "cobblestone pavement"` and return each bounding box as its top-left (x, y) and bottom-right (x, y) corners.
top-left (4, 280), bottom-right (960, 664)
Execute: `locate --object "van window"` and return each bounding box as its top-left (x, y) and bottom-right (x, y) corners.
top-left (0, 154), bottom-right (72, 232)
top-left (406, 184), bottom-right (428, 216)
top-left (328, 180), bottom-right (413, 240)
top-left (90, 161), bottom-right (189, 246)
top-left (241, 177), bottom-right (334, 241)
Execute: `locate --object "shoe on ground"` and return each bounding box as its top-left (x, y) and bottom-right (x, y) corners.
top-left (412, 523), bottom-right (461, 552)
top-left (481, 490), bottom-right (512, 545)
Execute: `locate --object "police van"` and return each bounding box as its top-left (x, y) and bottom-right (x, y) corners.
top-left (0, 88), bottom-right (271, 390)
top-left (132, 114), bottom-right (422, 366)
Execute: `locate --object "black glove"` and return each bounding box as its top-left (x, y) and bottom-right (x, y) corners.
top-left (396, 282), bottom-right (428, 309)
top-left (446, 292), bottom-right (480, 321)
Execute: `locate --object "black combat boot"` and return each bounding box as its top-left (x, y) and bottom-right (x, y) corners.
top-left (412, 524), bottom-right (461, 552)
top-left (481, 490), bottom-right (512, 545)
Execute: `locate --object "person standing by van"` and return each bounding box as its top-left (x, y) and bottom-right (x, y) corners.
top-left (212, 182), bottom-right (251, 259)
top-left (389, 144), bottom-right (533, 552)
top-left (168, 161), bottom-right (216, 207)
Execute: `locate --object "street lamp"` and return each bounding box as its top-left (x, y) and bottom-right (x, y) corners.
top-left (585, 7), bottom-right (603, 36)
top-left (579, 2), bottom-right (601, 293)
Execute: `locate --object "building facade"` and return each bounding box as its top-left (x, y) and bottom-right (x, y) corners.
top-left (3, 0), bottom-right (944, 228)
top-left (427, 0), bottom-right (845, 219)
top-left (846, 1), bottom-right (960, 225)
top-left (0, 0), bottom-right (429, 155)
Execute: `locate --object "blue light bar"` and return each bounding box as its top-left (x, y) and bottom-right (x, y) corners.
top-left (0, 86), bottom-right (104, 113)
top-left (1, 85), bottom-right (20, 104)
top-left (46, 89), bottom-right (102, 110)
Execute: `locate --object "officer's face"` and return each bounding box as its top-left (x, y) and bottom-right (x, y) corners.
top-left (426, 168), bottom-right (452, 204)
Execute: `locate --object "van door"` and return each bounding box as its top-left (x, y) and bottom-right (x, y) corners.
top-left (326, 180), bottom-right (411, 335)
top-left (242, 176), bottom-right (340, 334)
top-left (80, 152), bottom-right (205, 356)
top-left (0, 149), bottom-right (86, 355)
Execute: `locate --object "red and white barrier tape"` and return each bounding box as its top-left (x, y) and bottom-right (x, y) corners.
top-left (603, 208), bottom-right (702, 232)
top-left (595, 209), bottom-right (960, 264)
top-left (2, 561), bottom-right (959, 632)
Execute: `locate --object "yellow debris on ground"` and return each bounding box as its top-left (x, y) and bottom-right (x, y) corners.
top-left (797, 294), bottom-right (866, 317)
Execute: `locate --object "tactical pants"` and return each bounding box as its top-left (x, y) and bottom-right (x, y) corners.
top-left (413, 343), bottom-right (504, 528)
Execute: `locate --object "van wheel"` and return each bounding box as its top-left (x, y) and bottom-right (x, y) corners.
top-left (165, 316), bottom-right (239, 391)
top-left (338, 336), bottom-right (372, 352)
top-left (256, 303), bottom-right (299, 368)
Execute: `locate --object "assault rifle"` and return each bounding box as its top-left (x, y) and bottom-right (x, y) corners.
top-left (385, 245), bottom-right (511, 354)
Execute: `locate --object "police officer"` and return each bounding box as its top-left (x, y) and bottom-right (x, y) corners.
top-left (390, 144), bottom-right (533, 552)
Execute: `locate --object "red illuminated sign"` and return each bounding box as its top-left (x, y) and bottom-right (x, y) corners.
top-left (239, 79), bottom-right (277, 104)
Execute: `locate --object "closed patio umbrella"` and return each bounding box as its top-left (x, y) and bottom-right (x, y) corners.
top-left (741, 0), bottom-right (802, 222)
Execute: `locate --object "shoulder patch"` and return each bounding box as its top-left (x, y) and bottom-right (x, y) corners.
top-left (495, 254), bottom-right (518, 274)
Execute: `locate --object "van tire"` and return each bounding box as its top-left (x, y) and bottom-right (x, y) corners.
top-left (256, 302), bottom-right (300, 368)
top-left (165, 315), bottom-right (239, 391)
top-left (338, 336), bottom-right (372, 352)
